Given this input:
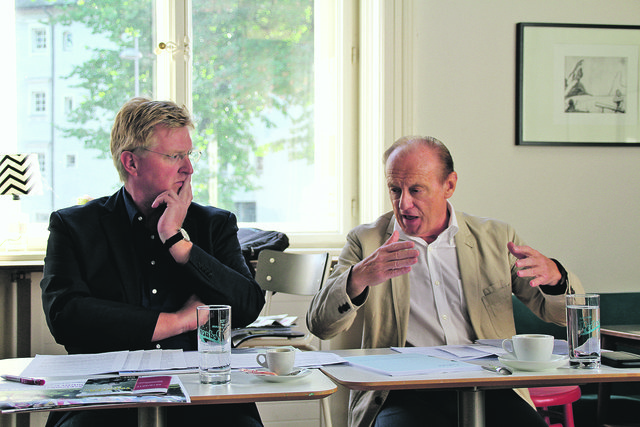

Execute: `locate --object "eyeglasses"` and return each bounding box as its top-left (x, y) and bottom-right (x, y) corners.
top-left (137, 147), bottom-right (201, 164)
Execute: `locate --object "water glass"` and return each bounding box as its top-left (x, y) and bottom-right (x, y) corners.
top-left (197, 305), bottom-right (231, 384)
top-left (566, 293), bottom-right (600, 368)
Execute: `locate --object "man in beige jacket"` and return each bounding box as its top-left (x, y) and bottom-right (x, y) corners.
top-left (307, 136), bottom-right (582, 427)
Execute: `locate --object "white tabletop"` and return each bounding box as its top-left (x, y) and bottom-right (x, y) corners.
top-left (321, 348), bottom-right (640, 427)
top-left (0, 357), bottom-right (336, 410)
top-left (322, 348), bottom-right (640, 391)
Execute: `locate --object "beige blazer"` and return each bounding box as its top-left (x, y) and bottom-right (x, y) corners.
top-left (307, 211), bottom-right (582, 427)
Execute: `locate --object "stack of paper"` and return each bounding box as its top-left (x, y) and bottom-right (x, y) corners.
top-left (20, 350), bottom-right (197, 378)
top-left (19, 349), bottom-right (348, 380)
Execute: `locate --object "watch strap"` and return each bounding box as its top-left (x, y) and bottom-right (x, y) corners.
top-left (163, 231), bottom-right (184, 250)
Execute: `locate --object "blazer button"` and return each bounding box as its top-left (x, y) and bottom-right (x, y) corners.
top-left (374, 396), bottom-right (383, 405)
top-left (338, 303), bottom-right (349, 313)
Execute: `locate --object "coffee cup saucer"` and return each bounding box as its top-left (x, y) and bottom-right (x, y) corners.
top-left (498, 353), bottom-right (569, 372)
top-left (248, 368), bottom-right (312, 382)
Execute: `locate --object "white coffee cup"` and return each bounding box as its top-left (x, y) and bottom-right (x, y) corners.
top-left (256, 347), bottom-right (296, 375)
top-left (502, 334), bottom-right (554, 362)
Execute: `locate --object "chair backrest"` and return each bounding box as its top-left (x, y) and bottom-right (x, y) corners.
top-left (254, 249), bottom-right (331, 296)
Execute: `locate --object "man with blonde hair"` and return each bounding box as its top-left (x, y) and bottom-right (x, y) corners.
top-left (41, 98), bottom-right (265, 426)
top-left (308, 135), bottom-right (582, 427)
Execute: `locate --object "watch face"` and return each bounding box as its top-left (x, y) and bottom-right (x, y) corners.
top-left (179, 228), bottom-right (190, 242)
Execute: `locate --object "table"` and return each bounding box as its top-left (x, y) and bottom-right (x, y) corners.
top-left (599, 325), bottom-right (640, 425)
top-left (0, 357), bottom-right (337, 427)
top-left (321, 348), bottom-right (640, 427)
top-left (602, 324), bottom-right (640, 353)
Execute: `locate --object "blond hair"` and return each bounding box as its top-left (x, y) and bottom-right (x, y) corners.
top-left (110, 97), bottom-right (194, 182)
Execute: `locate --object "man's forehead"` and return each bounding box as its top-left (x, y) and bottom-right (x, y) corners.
top-left (152, 125), bottom-right (191, 145)
top-left (386, 170), bottom-right (432, 186)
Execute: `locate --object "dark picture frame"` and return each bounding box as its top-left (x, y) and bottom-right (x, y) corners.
top-left (516, 23), bottom-right (640, 146)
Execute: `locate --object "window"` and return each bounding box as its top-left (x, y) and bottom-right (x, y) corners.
top-left (15, 1), bottom-right (154, 222)
top-left (10, 0), bottom-right (357, 249)
top-left (188, 0), bottom-right (357, 246)
top-left (234, 202), bottom-right (257, 223)
top-left (37, 152), bottom-right (45, 175)
top-left (32, 91), bottom-right (46, 114)
top-left (62, 31), bottom-right (73, 51)
top-left (31, 27), bottom-right (47, 51)
top-left (64, 96), bottom-right (73, 117)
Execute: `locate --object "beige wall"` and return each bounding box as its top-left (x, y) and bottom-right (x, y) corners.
top-left (407, 0), bottom-right (640, 293)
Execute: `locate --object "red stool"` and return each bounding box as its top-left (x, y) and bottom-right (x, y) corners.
top-left (529, 386), bottom-right (582, 427)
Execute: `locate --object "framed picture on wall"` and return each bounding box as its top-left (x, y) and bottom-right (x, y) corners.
top-left (516, 23), bottom-right (640, 146)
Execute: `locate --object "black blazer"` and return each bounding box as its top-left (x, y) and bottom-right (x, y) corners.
top-left (41, 188), bottom-right (264, 354)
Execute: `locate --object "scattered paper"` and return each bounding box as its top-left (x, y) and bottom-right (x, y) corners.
top-left (345, 353), bottom-right (481, 376)
top-left (0, 377), bottom-right (189, 414)
top-left (246, 314), bottom-right (298, 328)
top-left (392, 344), bottom-right (505, 360)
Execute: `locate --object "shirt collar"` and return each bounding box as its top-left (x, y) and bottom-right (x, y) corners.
top-left (394, 201), bottom-right (459, 245)
top-left (122, 187), bottom-right (142, 225)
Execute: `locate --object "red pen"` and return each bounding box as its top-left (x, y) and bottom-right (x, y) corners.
top-left (1, 375), bottom-right (46, 386)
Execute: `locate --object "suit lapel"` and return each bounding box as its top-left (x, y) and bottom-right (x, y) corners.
top-left (387, 216), bottom-right (411, 346)
top-left (455, 213), bottom-right (482, 334)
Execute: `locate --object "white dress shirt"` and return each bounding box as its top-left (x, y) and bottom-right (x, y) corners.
top-left (397, 202), bottom-right (476, 347)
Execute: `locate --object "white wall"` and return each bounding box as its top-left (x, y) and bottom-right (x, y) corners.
top-left (407, 0), bottom-right (640, 293)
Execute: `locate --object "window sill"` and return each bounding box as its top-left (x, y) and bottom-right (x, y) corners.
top-left (0, 250), bottom-right (45, 267)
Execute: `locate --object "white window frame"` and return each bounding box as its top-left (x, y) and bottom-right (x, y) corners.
top-left (359, 0), bottom-right (413, 223)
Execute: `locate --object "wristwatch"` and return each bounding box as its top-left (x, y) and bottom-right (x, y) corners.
top-left (163, 228), bottom-right (190, 250)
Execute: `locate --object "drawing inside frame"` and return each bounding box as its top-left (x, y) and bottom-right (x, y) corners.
top-left (516, 23), bottom-right (640, 146)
